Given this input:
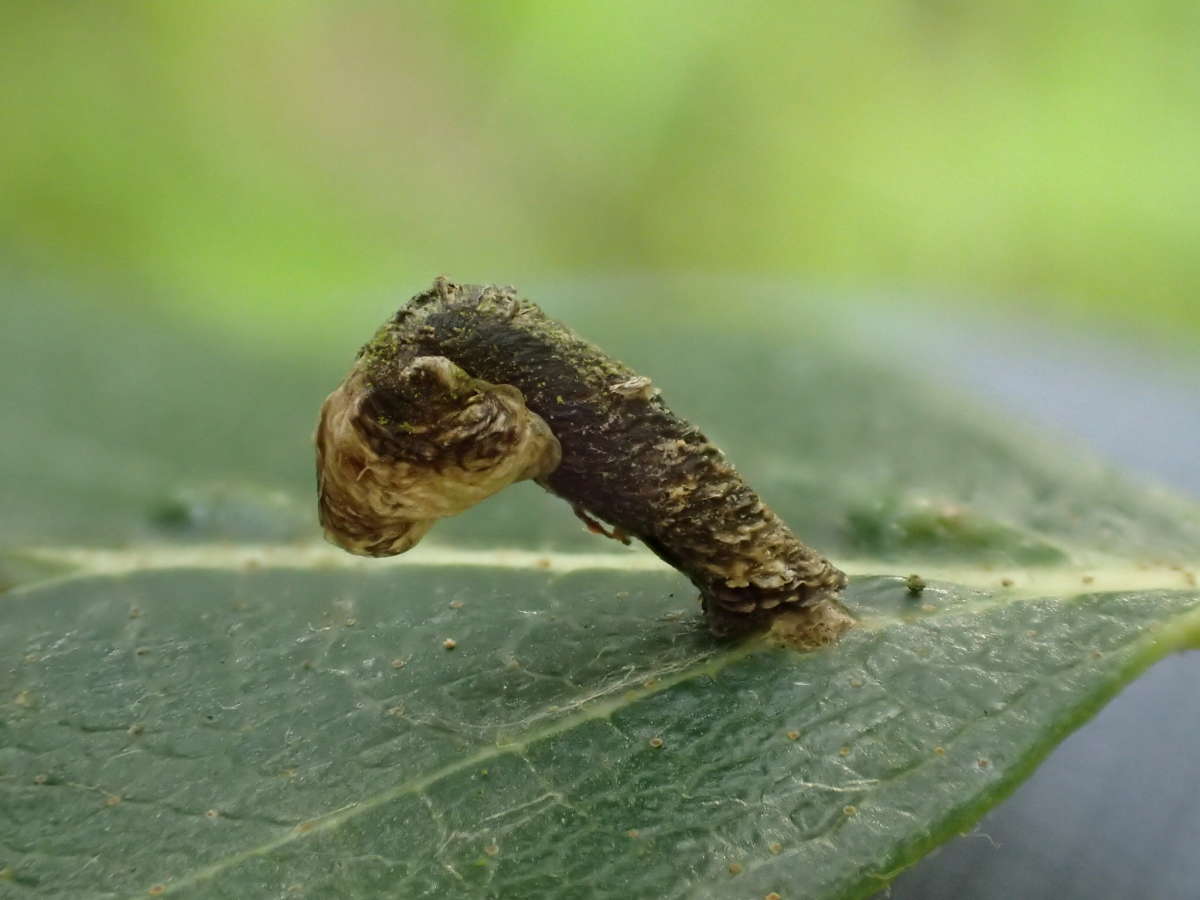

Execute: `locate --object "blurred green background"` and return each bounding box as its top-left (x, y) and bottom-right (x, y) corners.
top-left (3, 1), bottom-right (1198, 345)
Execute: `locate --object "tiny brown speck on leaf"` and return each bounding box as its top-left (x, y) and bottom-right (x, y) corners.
top-left (535, 557), bottom-right (552, 569)
top-left (129, 606), bottom-right (142, 619)
top-left (443, 638), bottom-right (457, 650)
top-left (33, 774), bottom-right (47, 785)
top-left (648, 737), bottom-right (664, 749)
top-left (849, 678), bottom-right (863, 688)
top-left (933, 746), bottom-right (946, 756)
top-left (1001, 578), bottom-right (1014, 588)
top-left (766, 893), bottom-right (783, 900)
top-left (920, 602), bottom-right (936, 613)
top-left (105, 794), bottom-right (122, 807)
top-left (449, 600), bottom-right (465, 609)
top-left (843, 805), bottom-right (857, 816)
top-left (390, 658), bottom-right (407, 669)
top-left (14, 690), bottom-right (35, 708)
top-left (135, 647), bottom-right (150, 656)
top-left (768, 842), bottom-right (783, 854)
top-left (627, 829), bottom-right (640, 839)
top-left (128, 723), bottom-right (145, 736)
top-left (484, 844), bottom-right (499, 857)
top-left (205, 809), bottom-right (219, 819)
top-left (838, 746), bottom-right (850, 756)
top-left (728, 862), bottom-right (743, 875)
top-left (147, 886), bottom-right (166, 896)
top-left (1082, 575), bottom-right (1094, 584)
top-left (785, 730), bottom-right (800, 741)
top-left (344, 617), bottom-right (358, 626)
top-left (978, 758), bottom-right (990, 768)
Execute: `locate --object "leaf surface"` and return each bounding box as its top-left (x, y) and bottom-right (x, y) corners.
top-left (3, 282), bottom-right (1199, 898)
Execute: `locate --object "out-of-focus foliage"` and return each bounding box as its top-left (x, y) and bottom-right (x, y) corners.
top-left (2, 1), bottom-right (1198, 343)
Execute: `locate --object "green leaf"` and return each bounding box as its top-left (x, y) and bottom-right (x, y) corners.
top-left (3, 281), bottom-right (1199, 898)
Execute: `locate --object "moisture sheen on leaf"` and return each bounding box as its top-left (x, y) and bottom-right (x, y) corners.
top-left (2, 280), bottom-right (1200, 899)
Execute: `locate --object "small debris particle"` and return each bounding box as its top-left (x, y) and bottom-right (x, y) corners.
top-left (484, 844), bottom-right (499, 857)
top-left (933, 746), bottom-right (946, 756)
top-left (535, 557), bottom-right (552, 570)
top-left (905, 574), bottom-right (926, 594)
top-left (920, 602), bottom-right (936, 613)
top-left (627, 829), bottom-right (640, 839)
top-left (838, 746), bottom-right (851, 757)
top-left (135, 647), bottom-right (150, 656)
top-left (33, 774), bottom-right (48, 785)
top-left (766, 894), bottom-right (783, 900)
top-left (728, 862), bottom-right (743, 876)
top-left (849, 678), bottom-right (864, 688)
top-left (296, 821), bottom-right (316, 833)
top-left (1001, 578), bottom-right (1014, 588)
top-left (129, 606), bottom-right (143, 619)
top-left (843, 805), bottom-right (858, 816)
top-left (442, 638), bottom-right (457, 650)
top-left (390, 658), bottom-right (407, 669)
top-left (768, 842), bottom-right (783, 855)
top-left (1026, 630), bottom-right (1038, 638)
top-left (14, 690), bottom-right (35, 708)
top-left (147, 886), bottom-right (166, 896)
top-left (449, 600), bottom-right (465, 609)
top-left (128, 723), bottom-right (145, 737)
top-left (1091, 649), bottom-right (1103, 659)
top-left (105, 794), bottom-right (122, 807)
top-left (205, 809), bottom-right (219, 819)
top-left (786, 730), bottom-right (800, 741)
top-left (1082, 575), bottom-right (1094, 584)
top-left (648, 737), bottom-right (665, 749)
top-left (978, 758), bottom-right (990, 769)
top-left (387, 706), bottom-right (405, 717)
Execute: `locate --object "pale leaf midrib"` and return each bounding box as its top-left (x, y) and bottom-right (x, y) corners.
top-left (11, 542), bottom-right (1200, 600)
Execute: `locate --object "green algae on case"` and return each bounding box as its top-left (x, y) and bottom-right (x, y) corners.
top-left (316, 277), bottom-right (847, 637)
